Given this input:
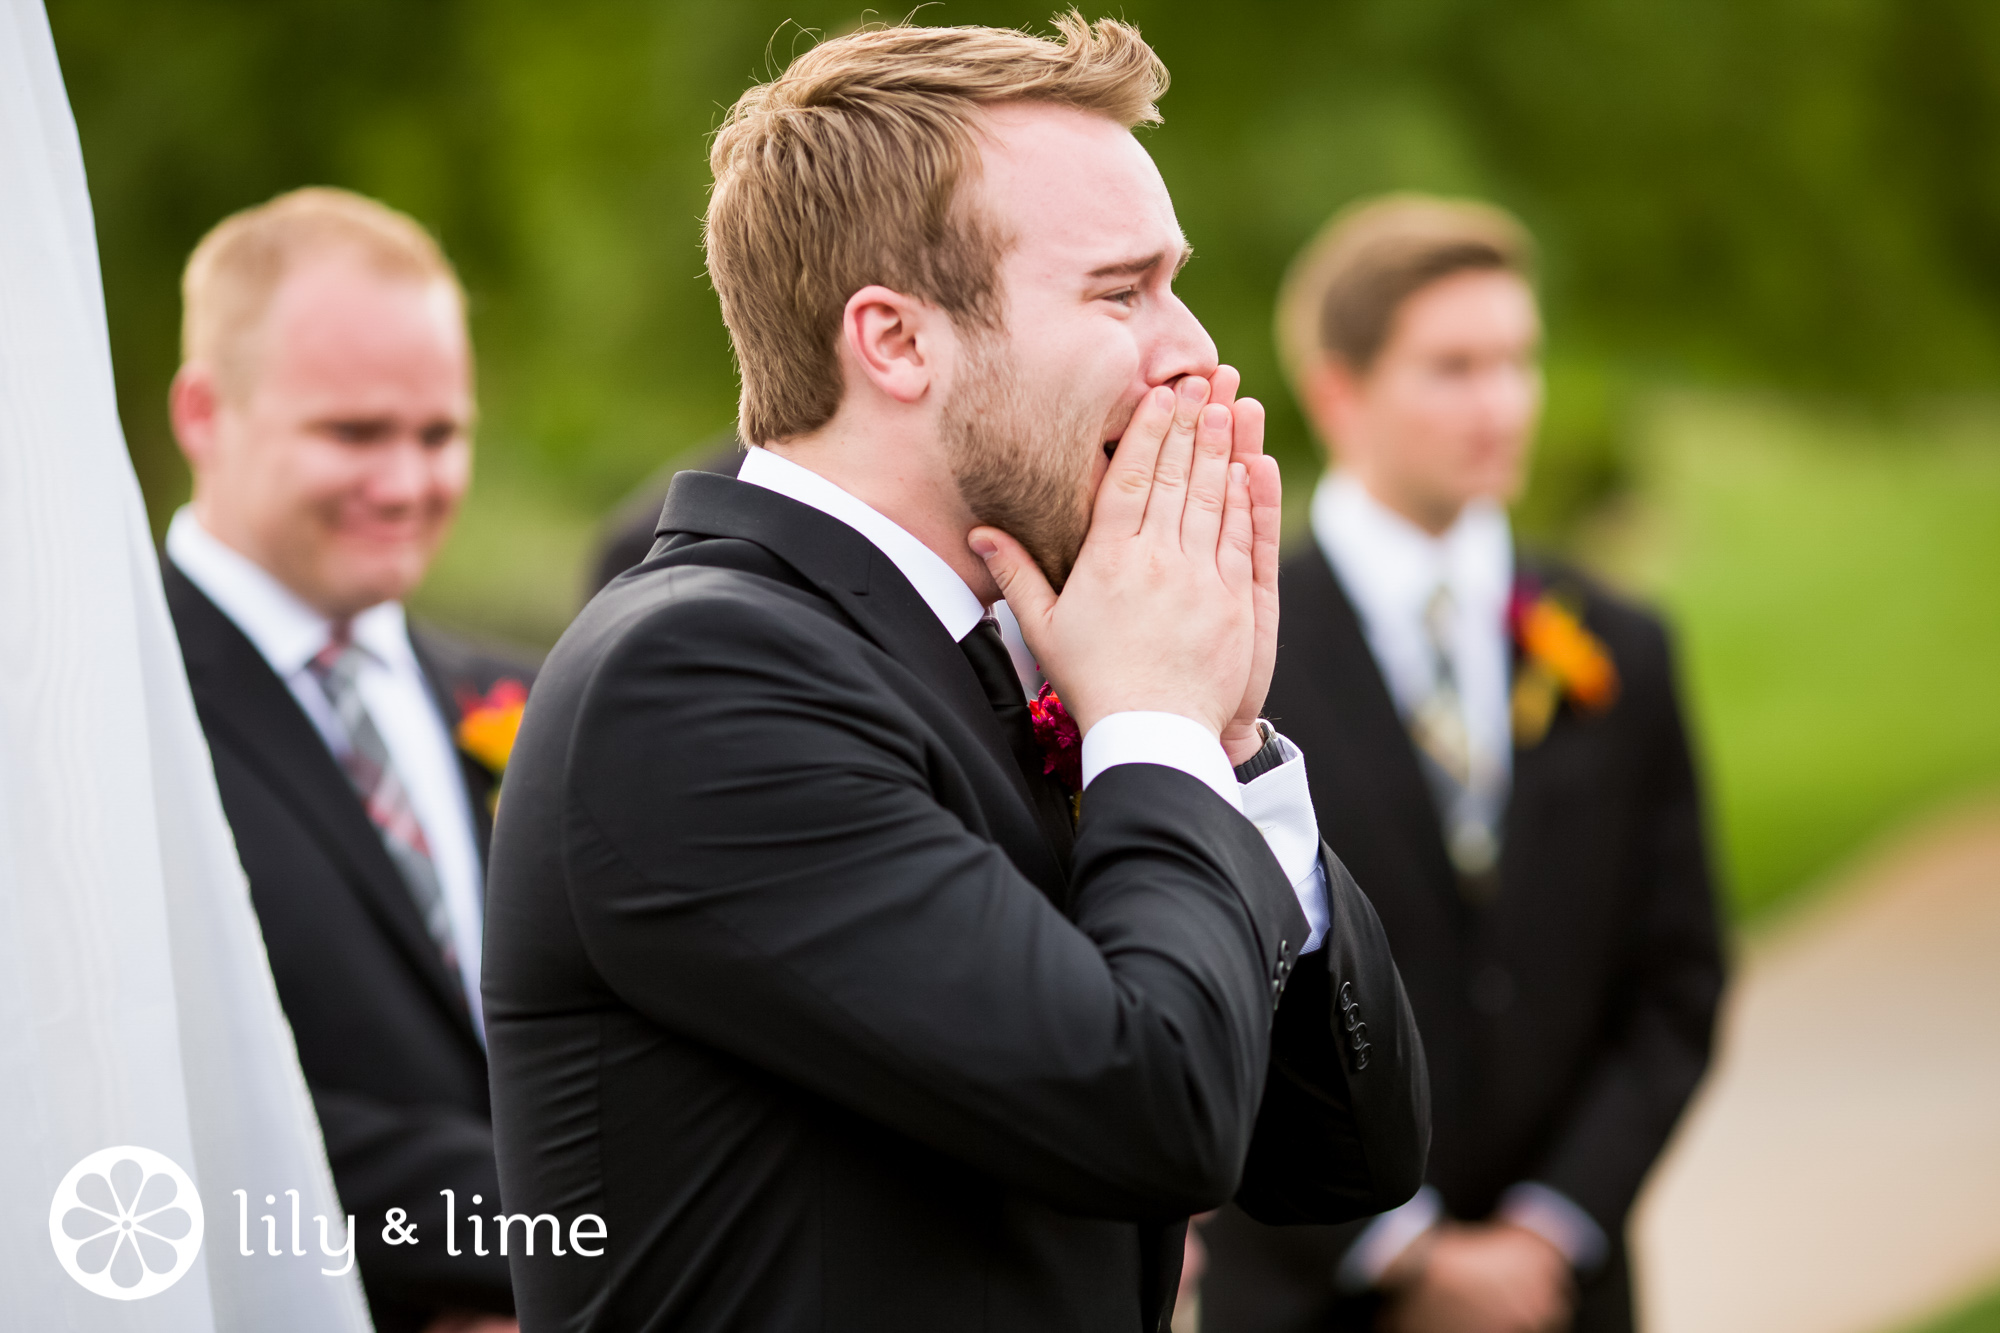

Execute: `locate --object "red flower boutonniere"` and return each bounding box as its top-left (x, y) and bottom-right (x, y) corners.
top-left (1027, 683), bottom-right (1084, 815)
top-left (456, 680), bottom-right (528, 809)
top-left (1508, 577), bottom-right (1619, 747)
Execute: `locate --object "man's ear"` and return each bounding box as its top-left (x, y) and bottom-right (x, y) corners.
top-left (168, 362), bottom-right (222, 471)
top-left (839, 284), bottom-right (946, 406)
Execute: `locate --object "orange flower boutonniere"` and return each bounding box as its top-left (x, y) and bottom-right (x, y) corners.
top-left (1508, 578), bottom-right (1618, 747)
top-left (456, 679), bottom-right (528, 781)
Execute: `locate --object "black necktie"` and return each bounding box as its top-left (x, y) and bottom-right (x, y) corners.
top-left (960, 617), bottom-right (1076, 859)
top-left (961, 618), bottom-right (1038, 766)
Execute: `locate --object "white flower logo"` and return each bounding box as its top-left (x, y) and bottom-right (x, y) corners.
top-left (48, 1146), bottom-right (204, 1300)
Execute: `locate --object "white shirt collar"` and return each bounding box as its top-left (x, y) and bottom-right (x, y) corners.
top-left (1310, 470), bottom-right (1512, 629)
top-left (164, 506), bottom-right (415, 676)
top-left (735, 446), bottom-right (988, 642)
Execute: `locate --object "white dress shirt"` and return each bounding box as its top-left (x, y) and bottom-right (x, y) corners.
top-left (166, 508), bottom-right (490, 1037)
top-left (1312, 470), bottom-right (1514, 811)
top-left (737, 446), bottom-right (1329, 950)
top-left (1309, 472), bottom-right (1607, 1280)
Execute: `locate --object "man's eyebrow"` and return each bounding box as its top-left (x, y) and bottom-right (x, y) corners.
top-left (1087, 242), bottom-right (1195, 281)
top-left (310, 415), bottom-right (398, 435)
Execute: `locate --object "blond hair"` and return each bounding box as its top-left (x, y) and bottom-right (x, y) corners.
top-left (1276, 194), bottom-right (1534, 397)
top-left (181, 186), bottom-right (463, 399)
top-left (706, 13), bottom-right (1168, 445)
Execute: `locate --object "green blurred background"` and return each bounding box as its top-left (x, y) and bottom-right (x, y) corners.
top-left (47, 3), bottom-right (2000, 1326)
top-left (50, 0), bottom-right (2000, 920)
top-left (51, 4), bottom-right (2000, 924)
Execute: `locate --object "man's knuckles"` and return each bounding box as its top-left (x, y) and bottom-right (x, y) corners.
top-left (1109, 466), bottom-right (1153, 498)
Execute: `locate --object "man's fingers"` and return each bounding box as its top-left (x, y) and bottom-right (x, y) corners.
top-left (1218, 461), bottom-right (1253, 594)
top-left (1141, 374), bottom-right (1210, 537)
top-left (1231, 393), bottom-right (1266, 467)
top-left (969, 527), bottom-right (1056, 636)
top-left (1096, 384), bottom-right (1174, 536)
top-left (1209, 364), bottom-right (1241, 413)
top-left (1181, 402), bottom-right (1234, 557)
top-left (1248, 452), bottom-right (1283, 597)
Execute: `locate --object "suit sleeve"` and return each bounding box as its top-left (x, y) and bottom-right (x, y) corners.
top-left (1525, 616), bottom-right (1726, 1235)
top-left (312, 1086), bottom-right (515, 1315)
top-left (558, 585), bottom-right (1310, 1220)
top-left (1232, 845), bottom-right (1431, 1225)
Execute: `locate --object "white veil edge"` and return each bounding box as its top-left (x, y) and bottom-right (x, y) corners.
top-left (0, 2), bottom-right (373, 1328)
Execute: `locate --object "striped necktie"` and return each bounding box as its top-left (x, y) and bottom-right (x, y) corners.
top-left (308, 624), bottom-right (459, 976)
top-left (1408, 584), bottom-right (1502, 890)
top-left (1409, 585), bottom-right (1472, 786)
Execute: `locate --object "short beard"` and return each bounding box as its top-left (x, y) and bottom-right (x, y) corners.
top-left (942, 333), bottom-right (1098, 591)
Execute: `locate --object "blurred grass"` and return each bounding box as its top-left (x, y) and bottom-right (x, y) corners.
top-left (1582, 393), bottom-right (2000, 921)
top-left (1897, 1279), bottom-right (2000, 1333)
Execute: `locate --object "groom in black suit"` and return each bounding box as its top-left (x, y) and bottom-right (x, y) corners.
top-left (484, 17), bottom-right (1429, 1333)
top-left (161, 189), bottom-right (522, 1333)
top-left (1199, 198), bottom-right (1725, 1333)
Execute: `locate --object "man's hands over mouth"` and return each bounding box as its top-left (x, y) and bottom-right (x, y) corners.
top-left (973, 367), bottom-right (1281, 768)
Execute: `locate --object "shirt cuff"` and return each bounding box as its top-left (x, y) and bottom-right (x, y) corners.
top-left (1239, 731), bottom-right (1329, 952)
top-left (1497, 1181), bottom-right (1609, 1274)
top-left (1080, 712), bottom-right (1241, 814)
top-left (1335, 1185), bottom-right (1443, 1293)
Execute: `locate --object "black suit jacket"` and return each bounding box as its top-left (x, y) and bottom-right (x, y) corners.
top-left (482, 471), bottom-right (1430, 1333)
top-left (164, 560), bottom-right (528, 1333)
top-left (1202, 544), bottom-right (1725, 1333)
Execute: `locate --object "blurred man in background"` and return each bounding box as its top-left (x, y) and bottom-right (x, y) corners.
top-left (161, 187), bottom-right (523, 1333)
top-left (1199, 196), bottom-right (1724, 1333)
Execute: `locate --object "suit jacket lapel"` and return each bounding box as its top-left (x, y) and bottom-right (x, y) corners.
top-left (1289, 544), bottom-right (1461, 896)
top-left (655, 471), bottom-right (1072, 884)
top-left (1501, 550), bottom-right (1581, 852)
top-left (163, 560), bottom-right (480, 1039)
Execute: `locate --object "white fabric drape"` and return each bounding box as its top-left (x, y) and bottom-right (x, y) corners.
top-left (0, 2), bottom-right (372, 1328)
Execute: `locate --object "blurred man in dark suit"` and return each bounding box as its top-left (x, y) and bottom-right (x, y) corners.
top-left (1200, 196), bottom-right (1725, 1333)
top-left (161, 187), bottom-right (523, 1333)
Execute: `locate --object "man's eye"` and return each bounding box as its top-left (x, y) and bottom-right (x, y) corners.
top-left (1104, 288), bottom-right (1138, 307)
top-left (420, 423), bottom-right (460, 448)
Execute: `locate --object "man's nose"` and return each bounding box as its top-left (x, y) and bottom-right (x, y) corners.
top-left (363, 437), bottom-right (433, 507)
top-left (1146, 293), bottom-right (1220, 388)
top-left (1476, 361), bottom-right (1540, 424)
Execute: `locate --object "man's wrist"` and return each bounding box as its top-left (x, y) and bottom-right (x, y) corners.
top-left (1080, 711), bottom-right (1242, 813)
top-left (1377, 1224), bottom-right (1439, 1293)
top-left (1230, 718), bottom-right (1285, 780)
top-left (1495, 1181), bottom-right (1608, 1273)
top-left (1335, 1185), bottom-right (1444, 1294)
top-left (1221, 718), bottom-right (1267, 767)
